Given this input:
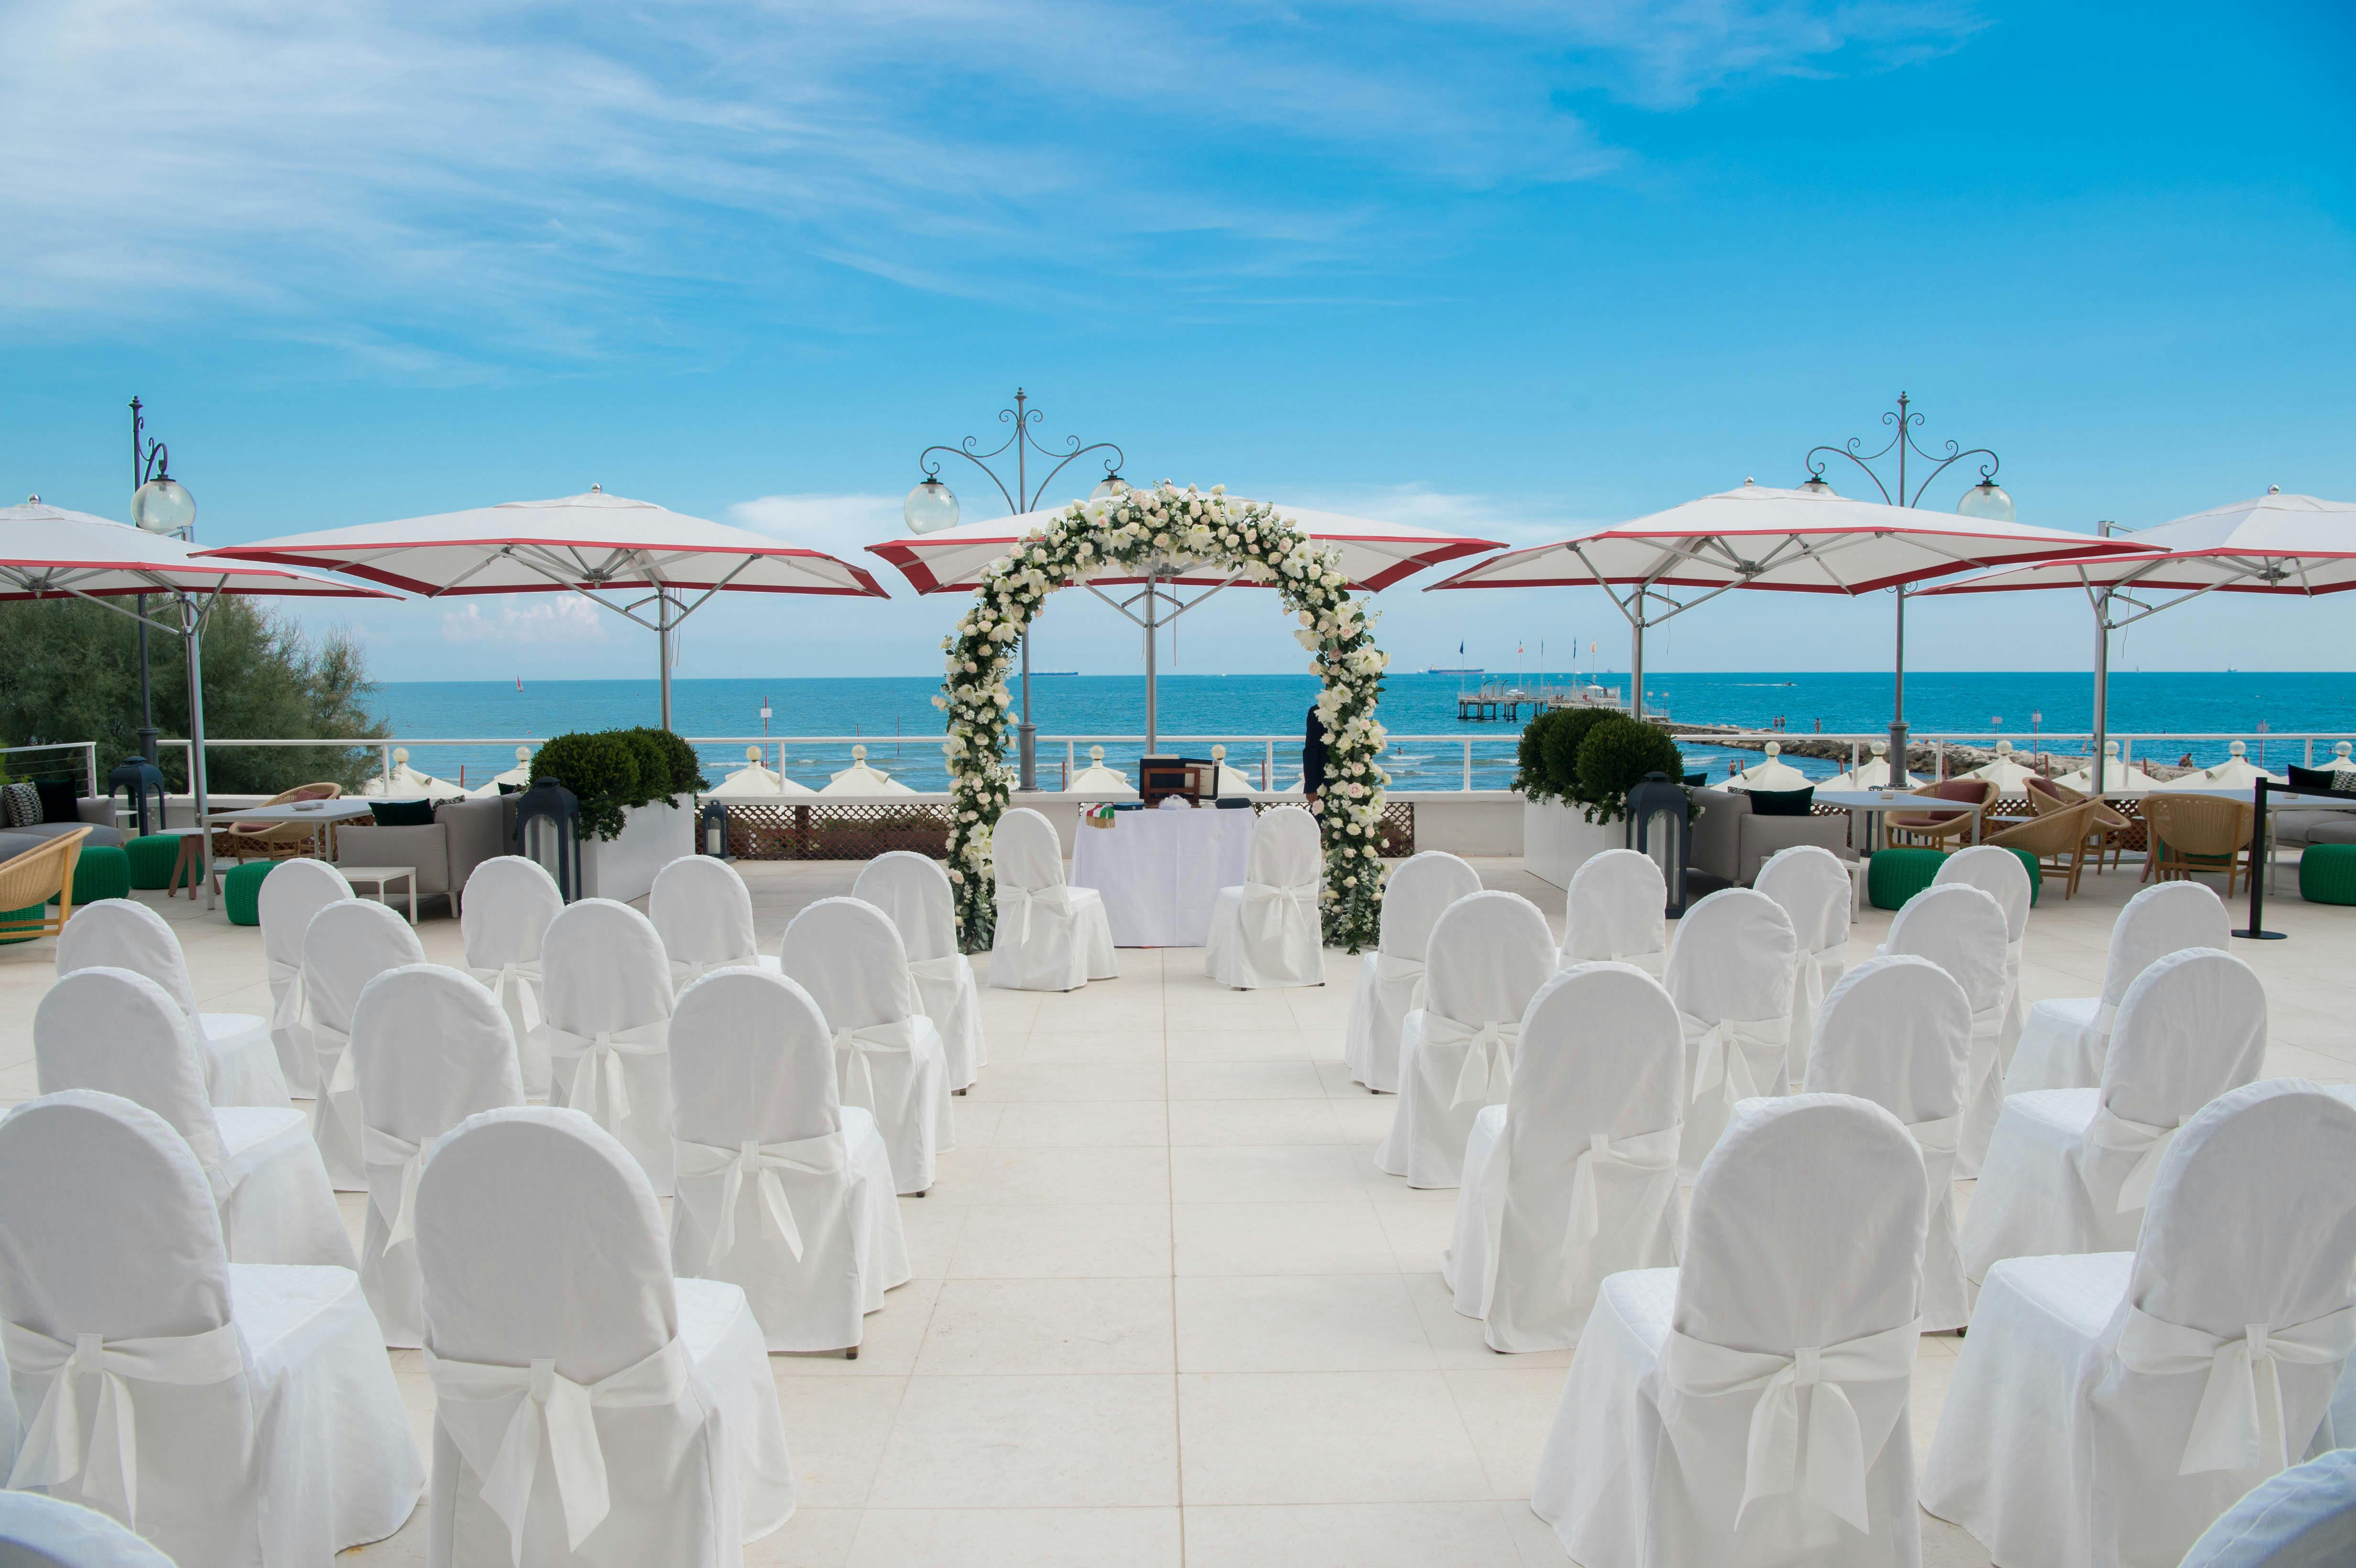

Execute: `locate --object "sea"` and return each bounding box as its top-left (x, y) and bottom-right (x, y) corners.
top-left (368, 671), bottom-right (2356, 794)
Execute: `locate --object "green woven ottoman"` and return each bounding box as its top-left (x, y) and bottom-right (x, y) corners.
top-left (222, 859), bottom-right (277, 926)
top-left (125, 833), bottom-right (185, 891)
top-left (2299, 843), bottom-right (2356, 906)
top-left (0, 904), bottom-right (42, 945)
top-left (64, 845), bottom-right (131, 907)
top-left (1868, 847), bottom-right (1948, 911)
top-left (2004, 847), bottom-right (2042, 905)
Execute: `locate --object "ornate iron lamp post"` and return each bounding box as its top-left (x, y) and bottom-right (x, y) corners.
top-left (1801, 392), bottom-right (2010, 785)
top-left (906, 389), bottom-right (1125, 790)
top-left (127, 396), bottom-right (197, 765)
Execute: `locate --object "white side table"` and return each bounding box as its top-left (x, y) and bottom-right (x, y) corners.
top-left (338, 866), bottom-right (418, 924)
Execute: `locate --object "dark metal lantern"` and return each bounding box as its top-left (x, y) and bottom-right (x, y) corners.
top-left (1625, 770), bottom-right (1691, 917)
top-left (108, 756), bottom-right (169, 837)
top-left (700, 797), bottom-right (731, 859)
top-left (513, 778), bottom-right (582, 902)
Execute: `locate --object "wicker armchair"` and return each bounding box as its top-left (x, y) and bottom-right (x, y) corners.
top-left (213, 782), bottom-right (345, 862)
top-left (1985, 801), bottom-right (2096, 900)
top-left (2025, 774), bottom-right (2134, 871)
top-left (0, 827), bottom-right (90, 942)
top-left (2140, 794), bottom-right (2258, 895)
top-left (1885, 778), bottom-right (1998, 849)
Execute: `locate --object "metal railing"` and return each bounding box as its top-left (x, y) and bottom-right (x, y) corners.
top-left (1667, 730), bottom-right (2356, 781)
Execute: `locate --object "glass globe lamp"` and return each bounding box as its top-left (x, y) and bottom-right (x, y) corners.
top-left (902, 477), bottom-right (960, 534)
top-left (1955, 478), bottom-right (2015, 524)
top-left (131, 475), bottom-right (196, 535)
top-left (1090, 473), bottom-right (1129, 501)
top-left (1797, 474), bottom-right (1836, 498)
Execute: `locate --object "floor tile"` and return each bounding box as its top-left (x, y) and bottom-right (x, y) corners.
top-left (867, 1374), bottom-right (1179, 1508)
top-left (916, 1277), bottom-right (1175, 1374)
top-left (847, 1507), bottom-right (1181, 1568)
top-left (1181, 1502), bottom-right (1529, 1568)
top-left (947, 1203), bottom-right (1174, 1278)
top-left (1173, 1202), bottom-right (1401, 1276)
top-left (1176, 1275), bottom-right (1435, 1372)
top-left (1170, 1144), bottom-right (1367, 1204)
top-left (1177, 1372), bottom-right (1491, 1504)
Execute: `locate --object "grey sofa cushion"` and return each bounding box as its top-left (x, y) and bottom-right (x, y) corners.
top-left (333, 823), bottom-right (452, 899)
top-left (1737, 812), bottom-right (1852, 886)
top-left (12, 820), bottom-right (124, 850)
top-left (1688, 787), bottom-right (1748, 886)
top-left (2306, 818), bottom-right (2356, 847)
top-left (0, 831), bottom-right (50, 866)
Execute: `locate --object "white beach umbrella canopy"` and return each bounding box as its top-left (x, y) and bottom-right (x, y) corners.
top-left (203, 488), bottom-right (891, 730)
top-left (357, 748), bottom-right (458, 798)
top-left (2054, 742), bottom-right (2167, 794)
top-left (1062, 745), bottom-right (1138, 797)
top-left (819, 744), bottom-right (915, 797)
top-left (1721, 741), bottom-right (1810, 792)
top-left (1955, 740), bottom-right (2043, 791)
top-left (2147, 740), bottom-right (2285, 792)
top-left (467, 746), bottom-right (536, 799)
top-left (706, 745), bottom-right (816, 799)
top-left (1822, 741), bottom-right (1896, 791)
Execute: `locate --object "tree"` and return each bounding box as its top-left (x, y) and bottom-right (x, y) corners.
top-left (0, 598), bottom-right (382, 794)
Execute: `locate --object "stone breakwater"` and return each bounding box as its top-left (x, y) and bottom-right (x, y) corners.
top-left (1662, 721), bottom-right (2121, 779)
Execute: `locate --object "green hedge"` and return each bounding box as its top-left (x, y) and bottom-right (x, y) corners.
top-left (1575, 716), bottom-right (1686, 823)
top-left (530, 727), bottom-right (705, 842)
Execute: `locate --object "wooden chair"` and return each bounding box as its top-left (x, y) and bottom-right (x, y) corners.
top-left (2026, 774), bottom-right (2133, 871)
top-left (0, 828), bottom-right (90, 942)
top-left (1885, 778), bottom-right (1998, 849)
top-left (2139, 794), bottom-right (2258, 896)
top-left (213, 782), bottom-right (344, 864)
top-left (1986, 801), bottom-right (2096, 900)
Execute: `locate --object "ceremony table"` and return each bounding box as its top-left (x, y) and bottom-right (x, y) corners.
top-left (1069, 804), bottom-right (1255, 947)
top-left (1815, 787), bottom-right (1987, 852)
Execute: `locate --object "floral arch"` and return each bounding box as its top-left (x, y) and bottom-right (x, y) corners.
top-left (938, 482), bottom-right (1391, 954)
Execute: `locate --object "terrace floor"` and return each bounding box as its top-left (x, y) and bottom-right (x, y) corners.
top-left (2, 856), bottom-right (2350, 1567)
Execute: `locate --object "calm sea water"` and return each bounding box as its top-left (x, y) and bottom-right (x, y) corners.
top-left (367, 671), bottom-right (2356, 792)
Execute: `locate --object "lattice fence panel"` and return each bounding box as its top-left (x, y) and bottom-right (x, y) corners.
top-left (721, 803), bottom-right (951, 861)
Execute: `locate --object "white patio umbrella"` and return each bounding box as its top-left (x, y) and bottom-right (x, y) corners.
top-left (1061, 745), bottom-right (1138, 796)
top-left (205, 488), bottom-right (890, 730)
top-left (2054, 741), bottom-right (2166, 795)
top-left (1921, 490), bottom-right (2355, 796)
top-left (1956, 740), bottom-right (2043, 791)
top-left (0, 501), bottom-right (396, 901)
top-left (1822, 740), bottom-right (1896, 791)
top-left (819, 744), bottom-right (915, 797)
top-left (1720, 741), bottom-right (1811, 792)
top-left (356, 747), bottom-right (458, 797)
top-left (2148, 740), bottom-right (2284, 793)
top-left (705, 745), bottom-right (816, 799)
top-left (868, 498), bottom-right (1501, 753)
top-left (1426, 482), bottom-right (2147, 784)
top-left (466, 746), bottom-right (536, 798)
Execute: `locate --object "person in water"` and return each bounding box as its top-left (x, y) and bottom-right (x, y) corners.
top-left (1301, 705), bottom-right (1328, 809)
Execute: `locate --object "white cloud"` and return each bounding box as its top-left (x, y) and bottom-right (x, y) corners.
top-left (727, 492), bottom-right (907, 563)
top-left (1280, 481), bottom-right (1608, 548)
top-left (438, 595), bottom-right (611, 644)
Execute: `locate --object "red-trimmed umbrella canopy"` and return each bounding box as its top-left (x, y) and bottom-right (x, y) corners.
top-left (1425, 482), bottom-right (2148, 778)
top-left (868, 499), bottom-right (1500, 595)
top-left (1, 499), bottom-right (399, 882)
top-left (867, 495), bottom-right (1502, 753)
top-left (203, 488), bottom-right (891, 729)
top-left (1920, 490), bottom-right (2355, 787)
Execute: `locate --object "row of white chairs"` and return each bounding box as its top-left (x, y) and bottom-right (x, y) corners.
top-left (0, 1089), bottom-right (796, 1566)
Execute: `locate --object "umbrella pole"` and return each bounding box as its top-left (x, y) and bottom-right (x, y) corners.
top-left (1629, 608), bottom-right (1645, 722)
top-left (1888, 587), bottom-right (1910, 788)
top-left (1144, 570), bottom-right (1159, 754)
top-left (182, 594), bottom-right (214, 911)
top-left (2090, 591), bottom-right (2110, 798)
top-left (657, 588), bottom-right (674, 732)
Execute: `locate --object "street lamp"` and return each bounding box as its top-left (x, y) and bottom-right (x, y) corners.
top-left (128, 396), bottom-right (196, 765)
top-left (908, 388), bottom-right (1125, 790)
top-left (1802, 392), bottom-right (2006, 787)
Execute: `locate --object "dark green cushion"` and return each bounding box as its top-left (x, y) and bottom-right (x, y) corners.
top-left (1868, 847), bottom-right (1948, 911)
top-left (222, 859), bottom-right (276, 926)
top-left (370, 798), bottom-right (437, 827)
top-left (62, 845), bottom-right (131, 907)
top-left (2005, 847), bottom-right (2042, 905)
top-left (126, 834), bottom-right (184, 890)
top-left (0, 903), bottom-right (43, 944)
top-left (2300, 844), bottom-right (2356, 906)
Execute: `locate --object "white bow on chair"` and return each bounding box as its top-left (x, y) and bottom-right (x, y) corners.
top-left (831, 1018), bottom-right (921, 1110)
top-left (2082, 1105), bottom-right (2186, 1213)
top-left (267, 955), bottom-right (308, 1034)
top-left (1662, 1317), bottom-right (1922, 1534)
top-left (545, 1021), bottom-right (669, 1126)
top-left (361, 1122), bottom-right (435, 1251)
top-left (672, 1131), bottom-right (846, 1263)
top-left (2116, 1303), bottom-right (2356, 1476)
top-left (1564, 1125), bottom-right (1682, 1247)
top-left (426, 1335), bottom-right (693, 1566)
top-left (1685, 1012), bottom-right (1787, 1107)
top-left (1419, 1014), bottom-right (1517, 1108)
top-left (468, 960), bottom-right (545, 1043)
top-left (3, 1318), bottom-right (247, 1530)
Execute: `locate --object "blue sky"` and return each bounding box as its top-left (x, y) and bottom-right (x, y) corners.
top-left (4, 0), bottom-right (2352, 688)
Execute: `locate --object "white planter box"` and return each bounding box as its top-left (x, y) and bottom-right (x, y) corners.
top-left (578, 796), bottom-right (694, 904)
top-left (1523, 797), bottom-right (1627, 890)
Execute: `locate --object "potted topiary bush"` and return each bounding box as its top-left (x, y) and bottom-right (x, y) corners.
top-left (526, 726), bottom-right (698, 902)
top-left (1519, 707), bottom-right (1660, 889)
top-left (1573, 715), bottom-right (1686, 825)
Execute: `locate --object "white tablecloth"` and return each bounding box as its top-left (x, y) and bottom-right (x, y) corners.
top-left (1070, 806), bottom-right (1256, 947)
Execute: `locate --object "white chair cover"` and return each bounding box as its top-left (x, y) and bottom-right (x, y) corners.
top-left (1935, 844), bottom-right (2033, 1073)
top-left (350, 964), bottom-right (526, 1349)
top-left (0, 1490), bottom-right (179, 1566)
top-left (2178, 1448), bottom-right (2356, 1568)
top-left (34, 968), bottom-right (354, 1271)
top-left (1925, 1081), bottom-right (2356, 1568)
top-left (1447, 962), bottom-right (1684, 1351)
top-left (1533, 1094), bottom-right (1930, 1568)
top-left (1205, 804), bottom-right (1326, 989)
top-left (779, 898), bottom-right (952, 1197)
top-left (258, 858), bottom-right (352, 1098)
top-left (668, 968), bottom-right (911, 1352)
top-left (986, 807), bottom-right (1117, 992)
top-left (1665, 888), bottom-right (1799, 1179)
top-left (1753, 845), bottom-right (1853, 1090)
top-left (1374, 891), bottom-right (1556, 1189)
top-left (461, 857), bottom-right (566, 1100)
top-left (2007, 881), bottom-right (2229, 1093)
top-left (1962, 947), bottom-right (2267, 1285)
top-left (1343, 851), bottom-right (1482, 1094)
top-left (0, 1090), bottom-right (421, 1563)
top-left (1803, 955), bottom-right (1974, 1330)
top-left (541, 899), bottom-right (678, 1196)
top-left (56, 898), bottom-right (289, 1109)
top-left (651, 856), bottom-right (776, 988)
top-left (1561, 848), bottom-right (1668, 976)
top-left (414, 1107), bottom-right (795, 1565)
top-left (853, 852), bottom-right (986, 1092)
top-left (303, 898), bottom-right (427, 1192)
top-left (1883, 882), bottom-right (2010, 1177)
